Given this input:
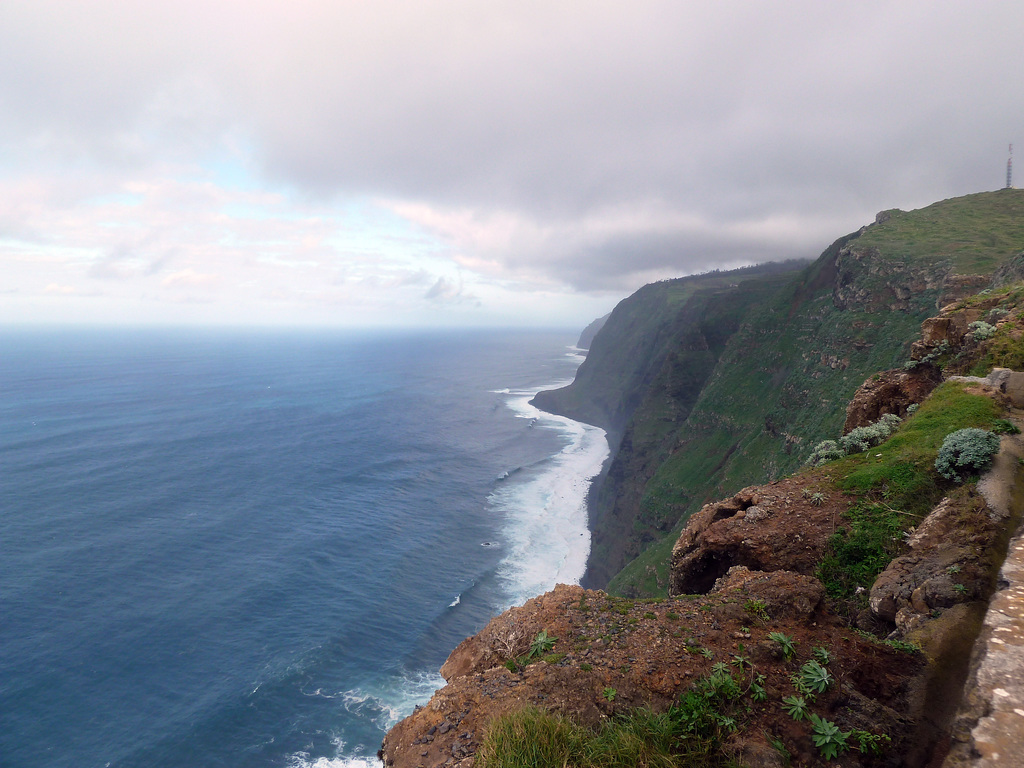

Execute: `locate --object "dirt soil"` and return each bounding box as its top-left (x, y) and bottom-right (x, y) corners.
top-left (380, 573), bottom-right (924, 768)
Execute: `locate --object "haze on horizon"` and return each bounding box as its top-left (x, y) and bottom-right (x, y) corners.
top-left (2, 1), bottom-right (1022, 329)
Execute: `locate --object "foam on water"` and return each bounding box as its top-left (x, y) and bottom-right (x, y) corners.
top-left (286, 736), bottom-right (379, 768)
top-left (288, 669), bottom-right (447, 767)
top-left (491, 380), bottom-right (609, 607)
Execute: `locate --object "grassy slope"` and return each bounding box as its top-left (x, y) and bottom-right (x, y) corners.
top-left (608, 189), bottom-right (1024, 597)
top-left (858, 189), bottom-right (1024, 272)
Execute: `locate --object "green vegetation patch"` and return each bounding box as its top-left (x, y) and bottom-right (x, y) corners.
top-left (478, 665), bottom-right (762, 768)
top-left (817, 382), bottom-right (1002, 603)
top-left (836, 381), bottom-right (1000, 510)
top-left (854, 190), bottom-right (1024, 273)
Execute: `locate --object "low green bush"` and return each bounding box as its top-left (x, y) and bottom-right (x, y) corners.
top-left (935, 428), bottom-right (1001, 482)
top-left (807, 414), bottom-right (902, 466)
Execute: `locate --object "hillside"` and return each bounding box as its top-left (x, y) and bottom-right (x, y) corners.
top-left (381, 189), bottom-right (1024, 768)
top-left (535, 189), bottom-right (1024, 593)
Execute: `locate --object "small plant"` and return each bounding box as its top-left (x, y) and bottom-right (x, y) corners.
top-left (767, 733), bottom-right (791, 764)
top-left (744, 598), bottom-right (770, 622)
top-left (809, 491), bottom-right (826, 506)
top-left (750, 676), bottom-right (768, 702)
top-left (968, 320), bottom-right (997, 341)
top-left (809, 714), bottom-right (850, 761)
top-left (855, 629), bottom-right (920, 654)
top-left (907, 402), bottom-right (919, 414)
top-left (769, 631), bottom-right (798, 661)
top-left (851, 730), bottom-right (891, 755)
top-left (782, 695), bottom-right (810, 721)
top-left (503, 659), bottom-right (518, 672)
top-left (935, 428), bottom-right (1001, 482)
top-left (992, 418), bottom-right (1021, 435)
top-left (700, 647), bottom-right (714, 659)
top-left (795, 660), bottom-right (833, 694)
top-left (643, 611), bottom-right (656, 620)
top-left (602, 687), bottom-right (617, 702)
top-left (580, 662), bottom-right (592, 672)
top-left (812, 646), bottom-right (833, 665)
top-left (953, 583), bottom-right (968, 596)
top-left (946, 563), bottom-right (962, 574)
top-left (665, 611), bottom-right (680, 621)
top-left (528, 629), bottom-right (557, 659)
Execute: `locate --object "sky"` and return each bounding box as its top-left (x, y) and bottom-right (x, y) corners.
top-left (2, 1), bottom-right (1023, 329)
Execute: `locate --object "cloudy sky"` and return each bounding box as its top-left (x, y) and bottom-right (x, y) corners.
top-left (2, 1), bottom-right (1023, 328)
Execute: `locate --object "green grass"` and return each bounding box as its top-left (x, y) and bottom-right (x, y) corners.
top-left (816, 381), bottom-right (1002, 602)
top-left (477, 666), bottom-right (756, 768)
top-left (854, 190), bottom-right (1024, 273)
top-left (836, 381), bottom-right (1001, 507)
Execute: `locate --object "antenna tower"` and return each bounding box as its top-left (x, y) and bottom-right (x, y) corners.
top-left (1008, 144), bottom-right (1014, 189)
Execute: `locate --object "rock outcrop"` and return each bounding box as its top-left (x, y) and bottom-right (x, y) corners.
top-left (668, 477), bottom-right (845, 596)
top-left (842, 365), bottom-right (943, 433)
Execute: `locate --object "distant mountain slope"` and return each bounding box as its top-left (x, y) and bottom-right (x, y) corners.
top-left (576, 313), bottom-right (609, 350)
top-left (536, 189), bottom-right (1024, 593)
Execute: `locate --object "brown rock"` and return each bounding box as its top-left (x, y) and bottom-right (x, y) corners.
top-left (669, 477), bottom-right (843, 596)
top-left (843, 365), bottom-right (943, 433)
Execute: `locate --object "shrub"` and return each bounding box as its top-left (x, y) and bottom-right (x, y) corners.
top-left (807, 440), bottom-right (845, 467)
top-left (808, 414), bottom-right (902, 466)
top-left (935, 428), bottom-right (1001, 482)
top-left (968, 320), bottom-right (997, 341)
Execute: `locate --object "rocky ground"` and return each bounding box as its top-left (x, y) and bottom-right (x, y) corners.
top-left (381, 574), bottom-right (924, 768)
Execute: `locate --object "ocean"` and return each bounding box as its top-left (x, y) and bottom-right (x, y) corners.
top-left (0, 328), bottom-right (608, 768)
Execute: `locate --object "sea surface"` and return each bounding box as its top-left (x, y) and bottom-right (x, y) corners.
top-left (0, 328), bottom-right (608, 768)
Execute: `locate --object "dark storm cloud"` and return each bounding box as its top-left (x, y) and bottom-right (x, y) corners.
top-left (2, 1), bottom-right (1024, 294)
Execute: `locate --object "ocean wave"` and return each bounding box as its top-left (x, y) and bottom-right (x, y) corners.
top-left (490, 373), bottom-right (609, 608)
top-left (286, 736), bottom-right (380, 768)
top-left (341, 669), bottom-right (446, 731)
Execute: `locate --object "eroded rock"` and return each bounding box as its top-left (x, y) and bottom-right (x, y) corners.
top-left (843, 365), bottom-right (943, 433)
top-left (669, 477), bottom-right (844, 596)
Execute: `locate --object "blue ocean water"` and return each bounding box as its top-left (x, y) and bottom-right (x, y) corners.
top-left (0, 328), bottom-right (608, 768)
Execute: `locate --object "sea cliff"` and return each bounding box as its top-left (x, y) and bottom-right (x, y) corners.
top-left (382, 189), bottom-right (1024, 767)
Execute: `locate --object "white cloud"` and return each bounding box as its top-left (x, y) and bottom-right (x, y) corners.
top-left (1, 1), bottom-right (1023, 326)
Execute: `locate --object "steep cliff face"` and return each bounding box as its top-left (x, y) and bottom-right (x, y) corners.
top-left (532, 262), bottom-right (804, 438)
top-left (534, 189), bottom-right (1024, 595)
top-left (532, 263), bottom-right (808, 585)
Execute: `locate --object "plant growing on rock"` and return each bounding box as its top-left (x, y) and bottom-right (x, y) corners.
top-left (935, 428), bottom-right (1000, 482)
top-left (768, 631), bottom-right (797, 661)
top-left (794, 660), bottom-right (832, 694)
top-left (809, 714), bottom-right (849, 761)
top-left (527, 629), bottom-right (557, 659)
top-left (967, 320), bottom-right (997, 341)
